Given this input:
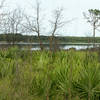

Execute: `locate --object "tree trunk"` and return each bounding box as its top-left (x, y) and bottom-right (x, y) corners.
top-left (12, 33), bottom-right (15, 46)
top-left (93, 22), bottom-right (96, 47)
top-left (49, 36), bottom-right (53, 51)
top-left (49, 35), bottom-right (55, 51)
top-left (38, 33), bottom-right (43, 50)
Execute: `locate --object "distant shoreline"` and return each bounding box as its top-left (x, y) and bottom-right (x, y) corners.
top-left (0, 34), bottom-right (100, 43)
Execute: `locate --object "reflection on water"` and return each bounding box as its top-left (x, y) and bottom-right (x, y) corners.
top-left (31, 45), bottom-right (94, 50)
top-left (63, 45), bottom-right (94, 50)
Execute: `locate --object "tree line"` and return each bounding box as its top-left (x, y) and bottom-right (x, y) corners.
top-left (1, 33), bottom-right (100, 43)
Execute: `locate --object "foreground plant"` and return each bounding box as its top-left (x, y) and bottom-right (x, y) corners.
top-left (73, 65), bottom-right (100, 100)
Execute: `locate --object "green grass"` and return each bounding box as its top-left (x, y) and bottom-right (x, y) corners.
top-left (0, 47), bottom-right (100, 100)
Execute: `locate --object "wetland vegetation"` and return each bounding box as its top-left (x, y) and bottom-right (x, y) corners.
top-left (0, 47), bottom-right (99, 100)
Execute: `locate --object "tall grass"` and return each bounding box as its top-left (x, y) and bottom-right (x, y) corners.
top-left (0, 47), bottom-right (99, 100)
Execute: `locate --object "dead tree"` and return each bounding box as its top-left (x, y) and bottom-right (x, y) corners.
top-left (23, 1), bottom-right (43, 50)
top-left (3, 9), bottom-right (24, 45)
top-left (49, 8), bottom-right (67, 51)
top-left (0, 0), bottom-right (6, 30)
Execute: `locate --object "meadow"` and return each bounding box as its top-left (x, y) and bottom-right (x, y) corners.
top-left (0, 47), bottom-right (100, 100)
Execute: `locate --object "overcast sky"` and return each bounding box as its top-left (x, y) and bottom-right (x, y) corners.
top-left (3, 0), bottom-right (100, 36)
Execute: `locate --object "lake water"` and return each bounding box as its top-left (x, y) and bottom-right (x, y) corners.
top-left (31, 45), bottom-right (95, 50)
top-left (0, 43), bottom-right (99, 50)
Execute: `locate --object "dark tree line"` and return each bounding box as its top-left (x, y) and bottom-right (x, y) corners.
top-left (0, 34), bottom-right (100, 43)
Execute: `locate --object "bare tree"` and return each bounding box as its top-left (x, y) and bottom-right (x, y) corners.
top-left (0, 0), bottom-right (6, 30)
top-left (23, 1), bottom-right (43, 50)
top-left (3, 8), bottom-right (24, 44)
top-left (83, 9), bottom-right (100, 46)
top-left (49, 8), bottom-right (67, 51)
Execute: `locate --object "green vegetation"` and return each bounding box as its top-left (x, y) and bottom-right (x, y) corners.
top-left (1, 34), bottom-right (100, 43)
top-left (0, 47), bottom-right (100, 100)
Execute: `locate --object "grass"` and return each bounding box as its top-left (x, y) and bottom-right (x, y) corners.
top-left (0, 47), bottom-right (100, 100)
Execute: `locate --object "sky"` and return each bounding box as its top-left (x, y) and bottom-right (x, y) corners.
top-left (2, 0), bottom-right (100, 36)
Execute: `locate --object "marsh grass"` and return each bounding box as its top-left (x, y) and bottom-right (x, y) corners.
top-left (0, 47), bottom-right (99, 100)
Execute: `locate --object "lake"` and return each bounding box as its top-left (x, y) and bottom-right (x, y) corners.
top-left (0, 43), bottom-right (100, 50)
